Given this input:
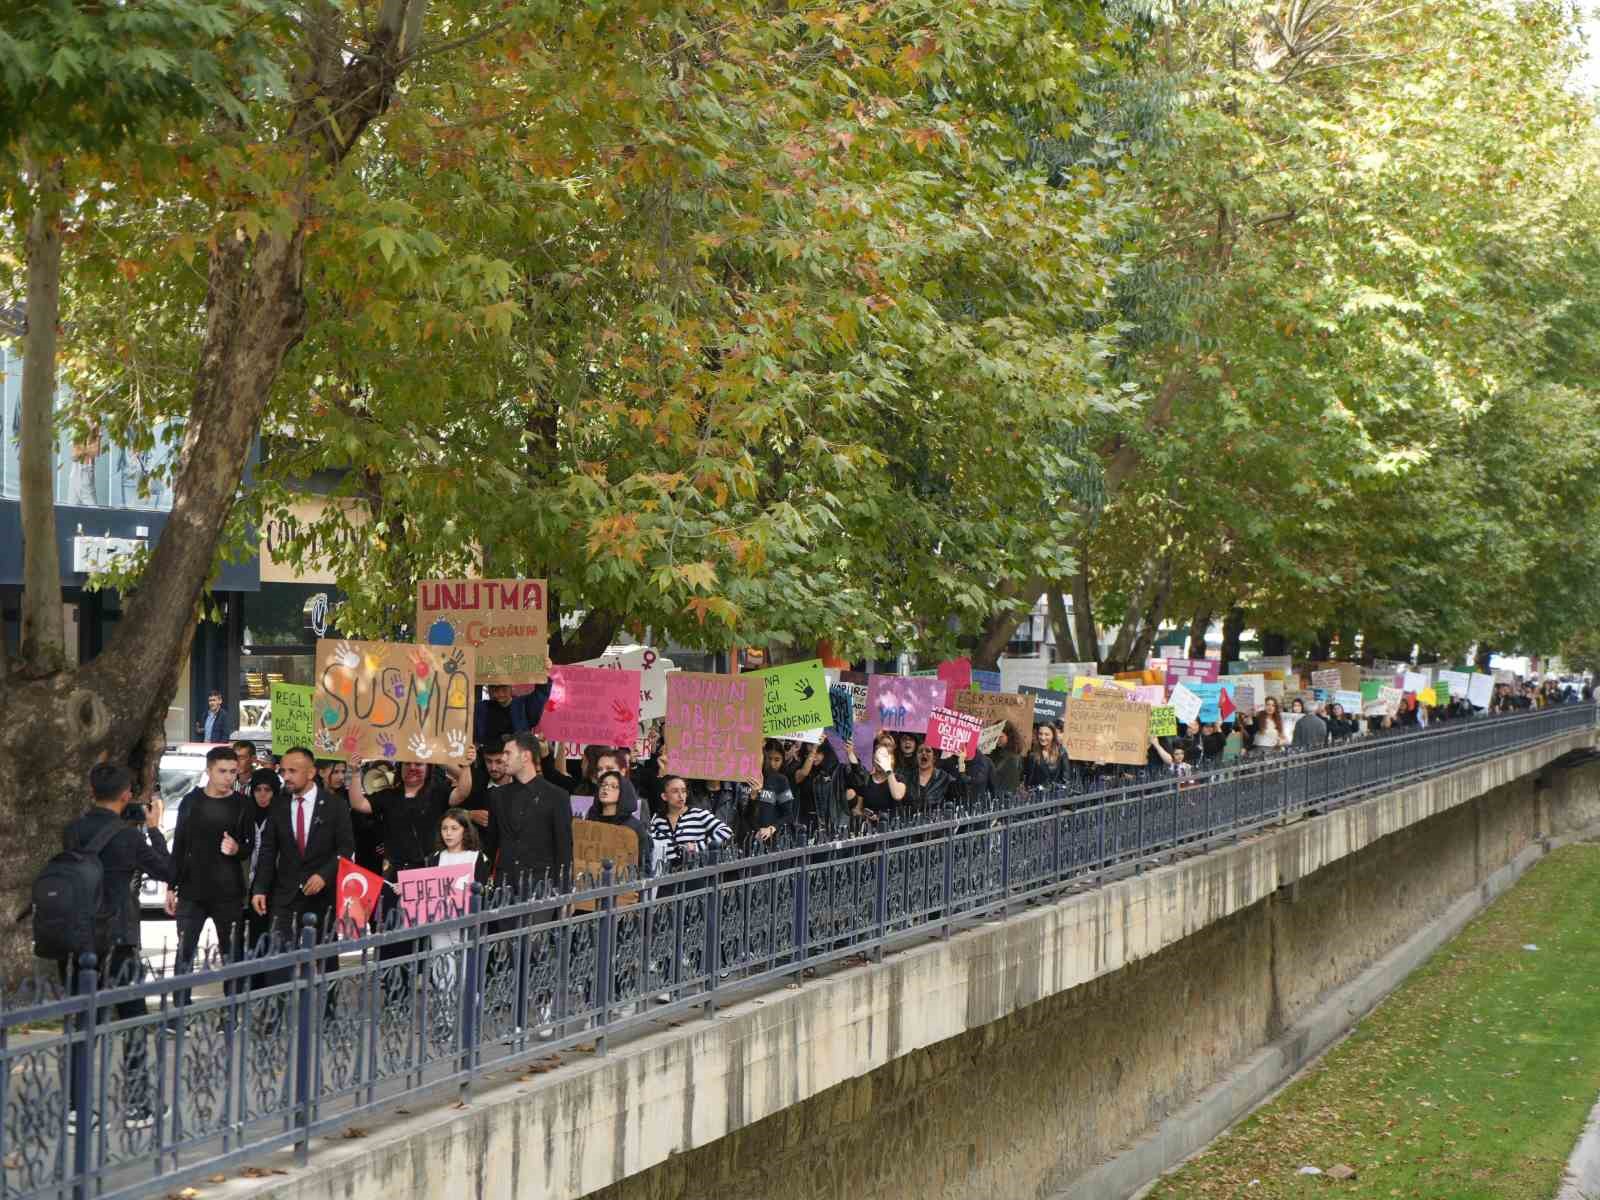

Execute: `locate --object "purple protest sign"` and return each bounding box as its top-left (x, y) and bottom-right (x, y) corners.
top-left (866, 674), bottom-right (948, 733)
top-left (663, 671), bottom-right (764, 785)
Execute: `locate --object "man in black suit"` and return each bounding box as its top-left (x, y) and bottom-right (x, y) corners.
top-left (249, 745), bottom-right (355, 948)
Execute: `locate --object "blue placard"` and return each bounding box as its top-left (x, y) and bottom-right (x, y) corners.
top-left (971, 670), bottom-right (1002, 694)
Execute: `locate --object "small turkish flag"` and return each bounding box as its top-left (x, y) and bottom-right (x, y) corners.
top-left (1219, 689), bottom-right (1236, 720)
top-left (335, 857), bottom-right (385, 929)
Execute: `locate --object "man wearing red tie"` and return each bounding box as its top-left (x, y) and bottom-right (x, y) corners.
top-left (250, 746), bottom-right (355, 949)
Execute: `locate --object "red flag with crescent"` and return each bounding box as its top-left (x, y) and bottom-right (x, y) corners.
top-left (335, 857), bottom-right (385, 929)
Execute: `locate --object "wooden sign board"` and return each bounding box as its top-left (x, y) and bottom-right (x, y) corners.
top-left (1064, 695), bottom-right (1150, 766)
top-left (417, 578), bottom-right (549, 685)
top-left (314, 639), bottom-right (474, 764)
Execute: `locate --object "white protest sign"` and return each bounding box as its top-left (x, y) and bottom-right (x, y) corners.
top-left (999, 657), bottom-right (1050, 694)
top-left (1170, 683), bottom-right (1203, 726)
top-left (1468, 673), bottom-right (1494, 708)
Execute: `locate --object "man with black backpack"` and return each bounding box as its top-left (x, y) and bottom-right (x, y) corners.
top-left (37, 763), bottom-right (174, 1132)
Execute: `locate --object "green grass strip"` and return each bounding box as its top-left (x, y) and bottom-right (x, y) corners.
top-left (1147, 843), bottom-right (1600, 1199)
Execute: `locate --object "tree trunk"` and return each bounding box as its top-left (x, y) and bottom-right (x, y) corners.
top-left (0, 2), bottom-right (431, 979)
top-left (971, 573), bottom-right (1046, 670)
top-left (1071, 559), bottom-right (1098, 666)
top-left (1103, 560), bottom-right (1162, 671)
top-left (1046, 588), bottom-right (1077, 662)
top-left (1220, 606), bottom-right (1246, 668)
top-left (16, 168), bottom-right (66, 678)
top-left (1127, 559), bottom-right (1174, 668)
top-left (1187, 609), bottom-right (1212, 660)
top-left (1309, 628), bottom-right (1332, 662)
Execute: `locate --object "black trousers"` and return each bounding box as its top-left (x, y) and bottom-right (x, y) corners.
top-left (175, 895), bottom-right (244, 969)
top-left (60, 946), bottom-right (150, 1114)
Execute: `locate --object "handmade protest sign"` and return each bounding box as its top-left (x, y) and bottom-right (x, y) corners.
top-left (837, 672), bottom-right (870, 723)
top-left (1437, 670), bottom-right (1471, 701)
top-left (978, 721), bottom-right (1007, 754)
top-left (1164, 657), bottom-right (1219, 687)
top-left (1056, 663), bottom-right (1098, 686)
top-left (1020, 685), bottom-right (1066, 725)
top-left (1311, 668), bottom-right (1342, 693)
top-left (971, 669), bottom-right (1003, 693)
top-left (1129, 684), bottom-right (1166, 706)
top-left (867, 674), bottom-right (948, 733)
top-left (270, 682), bottom-right (315, 757)
top-left (748, 659), bottom-right (831, 737)
top-left (926, 706), bottom-right (983, 758)
top-left (417, 578), bottom-right (548, 685)
top-left (571, 821), bottom-right (641, 909)
top-left (1333, 689), bottom-right (1364, 713)
top-left (575, 645), bottom-right (673, 722)
top-left (536, 664), bottom-right (641, 748)
top-left (1169, 684), bottom-right (1203, 726)
top-left (951, 690), bottom-right (1035, 753)
top-left (1000, 657), bottom-right (1049, 693)
top-left (1432, 680), bottom-right (1451, 704)
top-left (937, 658), bottom-right (973, 703)
top-left (1064, 696), bottom-right (1150, 765)
top-left (395, 863), bottom-right (473, 927)
top-left (1402, 670), bottom-right (1429, 696)
top-left (1148, 706), bottom-right (1178, 738)
top-left (664, 672), bottom-right (764, 784)
top-left (315, 639), bottom-right (474, 764)
top-left (1468, 673), bottom-right (1494, 708)
top-left (828, 685), bottom-right (855, 741)
top-left (1189, 682), bottom-right (1225, 724)
top-left (1230, 682), bottom-right (1257, 717)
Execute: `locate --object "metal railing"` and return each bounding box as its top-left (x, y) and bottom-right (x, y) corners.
top-left (5, 702), bottom-right (1593, 1200)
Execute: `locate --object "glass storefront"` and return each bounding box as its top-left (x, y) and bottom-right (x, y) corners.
top-left (240, 582), bottom-right (342, 701)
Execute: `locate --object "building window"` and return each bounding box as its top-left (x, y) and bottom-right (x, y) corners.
top-left (0, 345), bottom-right (174, 510)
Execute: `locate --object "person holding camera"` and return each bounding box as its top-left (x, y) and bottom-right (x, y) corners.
top-left (58, 763), bottom-right (174, 1131)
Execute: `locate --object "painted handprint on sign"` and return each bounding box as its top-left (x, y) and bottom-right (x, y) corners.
top-left (446, 730), bottom-right (467, 758)
top-left (407, 733), bottom-right (435, 760)
top-left (332, 640), bottom-right (360, 670)
top-left (378, 734), bottom-right (398, 759)
top-left (794, 680), bottom-right (816, 701)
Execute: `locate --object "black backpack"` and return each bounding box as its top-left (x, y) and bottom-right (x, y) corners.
top-left (31, 822), bottom-right (123, 963)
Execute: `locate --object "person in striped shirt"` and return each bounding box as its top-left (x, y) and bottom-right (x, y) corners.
top-left (648, 776), bottom-right (733, 870)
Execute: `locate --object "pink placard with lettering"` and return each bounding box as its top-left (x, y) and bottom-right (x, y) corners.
top-left (664, 671), bottom-right (765, 784)
top-left (395, 864), bottom-right (472, 927)
top-left (1130, 684), bottom-right (1166, 706)
top-left (867, 675), bottom-right (949, 733)
top-left (1164, 658), bottom-right (1219, 687)
top-left (925, 706), bottom-right (982, 758)
top-left (536, 664), bottom-right (642, 749)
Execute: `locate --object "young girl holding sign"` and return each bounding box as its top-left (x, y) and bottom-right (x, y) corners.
top-left (424, 809), bottom-right (491, 1005)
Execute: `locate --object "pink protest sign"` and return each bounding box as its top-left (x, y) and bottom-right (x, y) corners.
top-left (867, 675), bottom-right (948, 733)
top-left (395, 864), bottom-right (472, 927)
top-left (1130, 684), bottom-right (1166, 706)
top-left (1164, 658), bottom-right (1219, 687)
top-left (663, 671), bottom-right (765, 784)
top-left (536, 664), bottom-right (641, 749)
top-left (937, 658), bottom-right (973, 704)
top-left (925, 706), bottom-right (982, 758)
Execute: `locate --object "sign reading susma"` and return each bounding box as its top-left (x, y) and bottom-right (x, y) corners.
top-left (314, 639), bottom-right (474, 764)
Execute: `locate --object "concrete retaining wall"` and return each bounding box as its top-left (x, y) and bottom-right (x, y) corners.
top-left (238, 730), bottom-right (1598, 1200)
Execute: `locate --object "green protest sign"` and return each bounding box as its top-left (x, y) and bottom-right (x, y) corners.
top-left (749, 659), bottom-right (831, 737)
top-left (1434, 680), bottom-right (1451, 704)
top-left (1360, 680), bottom-right (1382, 703)
top-left (271, 682), bottom-right (315, 756)
top-left (1048, 676), bottom-right (1070, 692)
top-left (1149, 706), bottom-right (1178, 738)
